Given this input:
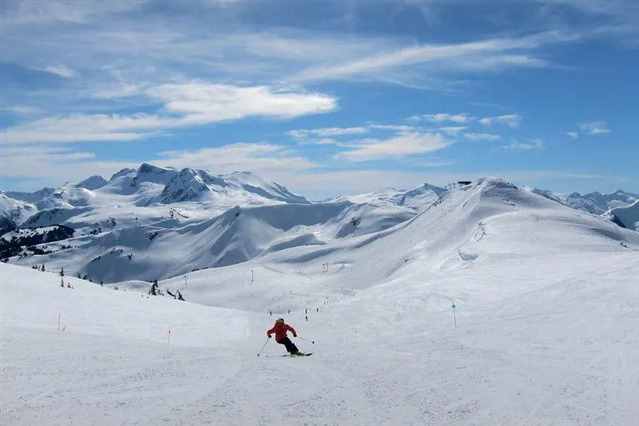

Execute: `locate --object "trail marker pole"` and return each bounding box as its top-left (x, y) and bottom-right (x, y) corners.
top-left (452, 302), bottom-right (457, 328)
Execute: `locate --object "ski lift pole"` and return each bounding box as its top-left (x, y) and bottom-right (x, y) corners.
top-left (256, 336), bottom-right (270, 357)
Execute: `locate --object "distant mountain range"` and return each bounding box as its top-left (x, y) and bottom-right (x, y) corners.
top-left (1, 165), bottom-right (637, 283)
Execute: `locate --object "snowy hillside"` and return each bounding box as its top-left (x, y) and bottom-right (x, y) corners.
top-left (331, 182), bottom-right (446, 211)
top-left (155, 178), bottom-right (639, 311)
top-left (2, 164), bottom-right (434, 282)
top-left (11, 199), bottom-right (416, 283)
top-left (3, 163), bottom-right (311, 234)
top-left (0, 192), bottom-right (37, 233)
top-left (3, 178), bottom-right (639, 425)
top-left (76, 175), bottom-right (108, 190)
top-left (609, 200), bottom-right (639, 230)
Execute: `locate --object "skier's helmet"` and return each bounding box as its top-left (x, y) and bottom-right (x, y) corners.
top-left (276, 318), bottom-right (284, 323)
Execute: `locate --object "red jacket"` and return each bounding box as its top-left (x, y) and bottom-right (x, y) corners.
top-left (267, 322), bottom-right (297, 342)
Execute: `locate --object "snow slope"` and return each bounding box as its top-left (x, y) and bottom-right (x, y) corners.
top-left (331, 182), bottom-right (446, 212)
top-left (14, 199), bottom-right (414, 283)
top-left (610, 200), bottom-right (639, 230)
top-left (0, 193), bottom-right (37, 233)
top-left (4, 178), bottom-right (639, 425)
top-left (76, 175), bottom-right (108, 190)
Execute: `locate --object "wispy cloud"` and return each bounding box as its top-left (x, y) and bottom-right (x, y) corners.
top-left (291, 31), bottom-right (577, 83)
top-left (410, 113), bottom-right (475, 124)
top-left (288, 123), bottom-right (424, 144)
top-left (42, 64), bottom-right (76, 79)
top-left (479, 114), bottom-right (522, 128)
top-left (578, 120), bottom-right (611, 135)
top-left (1, 0), bottom-right (148, 24)
top-left (3, 114), bottom-right (168, 144)
top-left (0, 145), bottom-right (137, 182)
top-left (504, 138), bottom-right (544, 151)
top-left (288, 126), bottom-right (369, 141)
top-left (155, 143), bottom-right (317, 175)
top-left (564, 121), bottom-right (611, 140)
top-left (3, 83), bottom-right (338, 144)
top-left (0, 105), bottom-right (42, 116)
top-left (463, 132), bottom-right (501, 142)
top-left (335, 132), bottom-right (451, 162)
top-left (565, 131), bottom-right (580, 139)
top-left (408, 112), bottom-right (521, 129)
top-left (147, 83), bottom-right (336, 123)
top-left (438, 126), bottom-right (467, 135)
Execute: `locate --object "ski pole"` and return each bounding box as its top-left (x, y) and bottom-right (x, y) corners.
top-left (297, 336), bottom-right (315, 344)
top-left (256, 337), bottom-right (270, 357)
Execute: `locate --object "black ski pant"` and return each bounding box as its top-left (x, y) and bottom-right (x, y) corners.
top-left (277, 337), bottom-right (299, 354)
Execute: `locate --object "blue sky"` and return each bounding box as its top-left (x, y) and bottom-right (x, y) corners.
top-left (0, 0), bottom-right (637, 198)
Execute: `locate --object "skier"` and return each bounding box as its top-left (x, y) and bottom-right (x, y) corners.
top-left (267, 318), bottom-right (301, 355)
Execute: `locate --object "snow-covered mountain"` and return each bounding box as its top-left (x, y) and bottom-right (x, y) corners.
top-left (0, 192), bottom-right (37, 233)
top-left (6, 187), bottom-right (56, 205)
top-left (75, 175), bottom-right (108, 190)
top-left (609, 199), bottom-right (639, 231)
top-left (331, 182), bottom-right (446, 211)
top-left (4, 177), bottom-right (639, 425)
top-left (564, 190), bottom-right (638, 214)
top-left (7, 163), bottom-right (312, 231)
top-left (158, 168), bottom-right (309, 205)
top-left (533, 188), bottom-right (639, 214)
top-left (2, 170), bottom-right (637, 285)
top-left (0, 164), bottom-right (428, 281)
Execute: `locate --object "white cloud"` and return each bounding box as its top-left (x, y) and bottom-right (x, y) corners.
top-left (3, 83), bottom-right (338, 144)
top-left (438, 126), bottom-right (467, 135)
top-left (155, 143), bottom-right (317, 175)
top-left (479, 114), bottom-right (522, 128)
top-left (3, 114), bottom-right (169, 144)
top-left (3, 0), bottom-right (148, 24)
top-left (0, 145), bottom-right (137, 182)
top-left (42, 64), bottom-right (76, 79)
top-left (288, 126), bottom-right (369, 140)
top-left (291, 32), bottom-right (576, 83)
top-left (463, 132), bottom-right (501, 142)
top-left (411, 113), bottom-right (475, 124)
top-left (566, 131), bottom-right (580, 139)
top-left (335, 132), bottom-right (451, 162)
top-left (0, 105), bottom-right (42, 116)
top-left (147, 83), bottom-right (337, 123)
top-left (93, 82), bottom-right (144, 99)
top-left (368, 124), bottom-right (416, 132)
top-left (289, 124), bottom-right (421, 142)
top-left (504, 139), bottom-right (544, 151)
top-left (578, 121), bottom-right (611, 135)
top-left (0, 142), bottom-right (317, 189)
